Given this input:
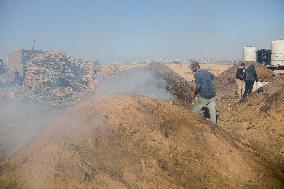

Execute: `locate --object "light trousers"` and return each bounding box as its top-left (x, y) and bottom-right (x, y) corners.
top-left (235, 79), bottom-right (244, 99)
top-left (192, 96), bottom-right (217, 124)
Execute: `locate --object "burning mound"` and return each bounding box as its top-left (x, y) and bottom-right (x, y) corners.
top-left (22, 51), bottom-right (96, 106)
top-left (0, 62), bottom-right (194, 165)
top-left (148, 63), bottom-right (195, 107)
top-left (95, 63), bottom-right (195, 108)
top-left (0, 96), bottom-right (282, 189)
top-left (219, 76), bottom-right (284, 181)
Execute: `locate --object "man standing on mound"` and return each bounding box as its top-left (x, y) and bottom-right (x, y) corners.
top-left (190, 61), bottom-right (217, 124)
top-left (244, 64), bottom-right (258, 97)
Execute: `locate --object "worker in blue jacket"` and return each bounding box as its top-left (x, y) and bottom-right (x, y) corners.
top-left (190, 61), bottom-right (217, 124)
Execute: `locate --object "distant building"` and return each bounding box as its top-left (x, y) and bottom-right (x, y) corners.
top-left (256, 49), bottom-right (271, 65)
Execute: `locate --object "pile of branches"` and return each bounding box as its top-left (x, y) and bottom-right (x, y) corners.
top-left (22, 51), bottom-right (96, 106)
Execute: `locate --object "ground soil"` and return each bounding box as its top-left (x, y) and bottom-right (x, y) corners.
top-left (0, 96), bottom-right (283, 189)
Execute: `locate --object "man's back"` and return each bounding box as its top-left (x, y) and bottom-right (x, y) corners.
top-left (246, 64), bottom-right (258, 81)
top-left (236, 67), bottom-right (245, 80)
top-left (194, 69), bottom-right (216, 99)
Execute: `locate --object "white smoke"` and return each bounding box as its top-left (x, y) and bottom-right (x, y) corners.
top-left (95, 68), bottom-right (172, 100)
top-left (0, 67), bottom-right (172, 162)
top-left (0, 94), bottom-right (55, 161)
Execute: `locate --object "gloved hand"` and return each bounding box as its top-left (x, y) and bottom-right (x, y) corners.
top-left (191, 92), bottom-right (196, 99)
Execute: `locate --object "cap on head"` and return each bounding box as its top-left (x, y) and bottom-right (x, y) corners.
top-left (190, 61), bottom-right (200, 69)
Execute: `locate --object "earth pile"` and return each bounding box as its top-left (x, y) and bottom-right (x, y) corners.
top-left (219, 76), bottom-right (284, 181)
top-left (0, 96), bottom-right (282, 189)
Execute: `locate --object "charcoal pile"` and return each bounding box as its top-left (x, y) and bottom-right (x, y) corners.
top-left (22, 51), bottom-right (96, 106)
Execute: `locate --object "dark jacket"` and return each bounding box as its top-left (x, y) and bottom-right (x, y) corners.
top-left (245, 64), bottom-right (258, 82)
top-left (236, 67), bottom-right (245, 80)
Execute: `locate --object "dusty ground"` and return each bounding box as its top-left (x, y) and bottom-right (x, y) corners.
top-left (0, 62), bottom-right (283, 189)
top-left (0, 96), bottom-right (282, 189)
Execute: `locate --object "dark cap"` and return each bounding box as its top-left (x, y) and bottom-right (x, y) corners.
top-left (190, 61), bottom-right (200, 68)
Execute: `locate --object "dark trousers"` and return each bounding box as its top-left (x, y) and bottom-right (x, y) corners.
top-left (244, 80), bottom-right (254, 96)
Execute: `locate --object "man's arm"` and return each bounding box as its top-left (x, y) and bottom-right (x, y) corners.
top-left (192, 73), bottom-right (201, 99)
top-left (191, 85), bottom-right (200, 99)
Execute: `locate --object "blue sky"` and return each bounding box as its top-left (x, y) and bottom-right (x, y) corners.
top-left (0, 0), bottom-right (284, 64)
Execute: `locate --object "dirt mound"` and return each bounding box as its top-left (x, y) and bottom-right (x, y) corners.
top-left (219, 76), bottom-right (284, 181)
top-left (0, 96), bottom-right (283, 189)
top-left (0, 63), bottom-right (194, 165)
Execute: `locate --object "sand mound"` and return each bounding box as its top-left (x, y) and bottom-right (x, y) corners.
top-left (219, 76), bottom-right (284, 181)
top-left (0, 96), bottom-right (282, 189)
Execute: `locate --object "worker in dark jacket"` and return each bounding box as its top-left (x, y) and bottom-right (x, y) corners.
top-left (244, 64), bottom-right (258, 96)
top-left (235, 63), bottom-right (245, 99)
top-left (190, 61), bottom-right (216, 124)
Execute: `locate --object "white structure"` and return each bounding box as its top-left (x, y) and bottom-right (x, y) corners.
top-left (243, 46), bottom-right (257, 62)
top-left (271, 40), bottom-right (284, 66)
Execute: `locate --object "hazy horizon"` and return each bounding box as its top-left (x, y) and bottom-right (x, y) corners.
top-left (0, 0), bottom-right (284, 64)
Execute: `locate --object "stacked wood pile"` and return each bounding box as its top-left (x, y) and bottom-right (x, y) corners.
top-left (22, 51), bottom-right (96, 106)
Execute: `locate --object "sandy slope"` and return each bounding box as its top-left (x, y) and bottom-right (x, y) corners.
top-left (0, 96), bottom-right (282, 189)
top-left (218, 76), bottom-right (284, 182)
